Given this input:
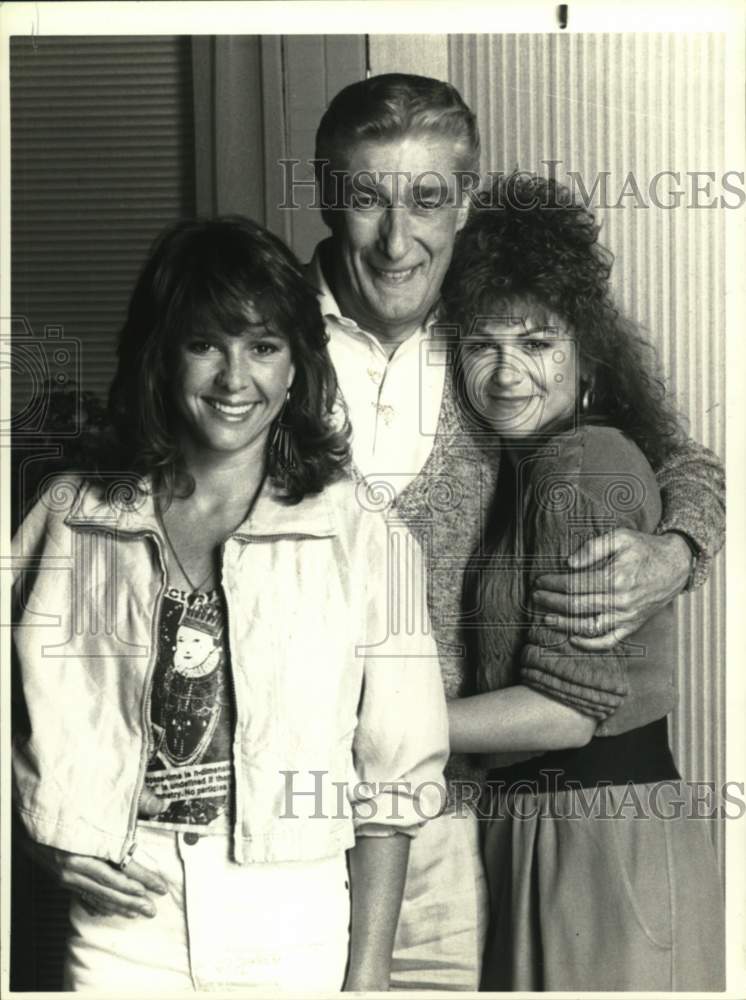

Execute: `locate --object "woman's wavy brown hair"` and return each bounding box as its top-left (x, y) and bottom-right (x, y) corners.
top-left (441, 172), bottom-right (684, 467)
top-left (109, 215), bottom-right (350, 503)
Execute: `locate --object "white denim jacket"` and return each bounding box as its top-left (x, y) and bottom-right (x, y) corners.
top-left (12, 474), bottom-right (449, 865)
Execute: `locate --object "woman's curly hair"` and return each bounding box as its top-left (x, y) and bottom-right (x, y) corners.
top-left (441, 171), bottom-right (683, 467)
top-left (108, 216), bottom-right (351, 504)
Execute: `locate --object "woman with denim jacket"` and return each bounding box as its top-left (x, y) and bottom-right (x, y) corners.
top-left (441, 173), bottom-right (724, 991)
top-left (12, 217), bottom-right (449, 992)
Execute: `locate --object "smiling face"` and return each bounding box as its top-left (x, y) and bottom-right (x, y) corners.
top-left (330, 133), bottom-right (470, 345)
top-left (459, 310), bottom-right (578, 439)
top-left (173, 303), bottom-right (295, 462)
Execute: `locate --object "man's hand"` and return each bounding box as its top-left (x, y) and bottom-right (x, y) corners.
top-left (20, 787), bottom-right (171, 919)
top-left (531, 529), bottom-right (692, 651)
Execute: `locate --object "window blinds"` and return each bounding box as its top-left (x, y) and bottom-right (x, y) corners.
top-left (10, 36), bottom-right (196, 409)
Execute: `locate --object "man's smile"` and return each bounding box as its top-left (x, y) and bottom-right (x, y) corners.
top-left (368, 263), bottom-right (424, 286)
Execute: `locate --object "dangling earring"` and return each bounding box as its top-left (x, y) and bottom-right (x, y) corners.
top-left (270, 390), bottom-right (295, 471)
top-left (580, 381), bottom-right (596, 415)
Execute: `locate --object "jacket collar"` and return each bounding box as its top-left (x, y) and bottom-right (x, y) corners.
top-left (235, 481), bottom-right (337, 539)
top-left (65, 475), bottom-right (339, 540)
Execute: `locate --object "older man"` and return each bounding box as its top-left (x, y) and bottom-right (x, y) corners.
top-left (305, 73), bottom-right (725, 990)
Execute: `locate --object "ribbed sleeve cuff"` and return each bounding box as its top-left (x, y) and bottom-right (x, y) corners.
top-left (520, 643), bottom-right (629, 721)
top-left (656, 509), bottom-right (715, 591)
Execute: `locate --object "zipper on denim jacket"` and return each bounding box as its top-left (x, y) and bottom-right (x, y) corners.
top-left (121, 529), bottom-right (168, 863)
top-left (220, 537), bottom-right (245, 864)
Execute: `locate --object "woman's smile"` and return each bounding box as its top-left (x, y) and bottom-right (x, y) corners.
top-left (202, 397), bottom-right (260, 421)
top-left (485, 393), bottom-right (541, 403)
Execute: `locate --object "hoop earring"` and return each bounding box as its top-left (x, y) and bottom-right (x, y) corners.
top-left (270, 391), bottom-right (295, 471)
top-left (580, 382), bottom-right (596, 415)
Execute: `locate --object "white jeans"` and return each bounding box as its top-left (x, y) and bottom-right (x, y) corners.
top-left (64, 825), bottom-right (350, 993)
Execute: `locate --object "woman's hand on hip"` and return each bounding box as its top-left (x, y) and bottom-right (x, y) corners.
top-left (21, 788), bottom-right (172, 919)
top-left (23, 839), bottom-right (169, 919)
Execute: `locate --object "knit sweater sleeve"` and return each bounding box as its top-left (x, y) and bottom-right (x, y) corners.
top-left (519, 428), bottom-right (664, 721)
top-left (653, 435), bottom-right (725, 590)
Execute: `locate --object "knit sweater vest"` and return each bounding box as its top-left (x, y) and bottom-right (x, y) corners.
top-left (391, 364), bottom-right (500, 790)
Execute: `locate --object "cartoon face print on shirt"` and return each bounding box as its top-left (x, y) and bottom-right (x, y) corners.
top-left (162, 597), bottom-right (227, 767)
top-left (147, 589), bottom-right (235, 828)
top-left (173, 617), bottom-right (222, 677)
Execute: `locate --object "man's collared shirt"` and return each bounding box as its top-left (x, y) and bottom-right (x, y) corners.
top-left (307, 243), bottom-right (447, 498)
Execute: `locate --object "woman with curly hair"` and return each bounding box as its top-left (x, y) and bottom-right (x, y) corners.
top-left (12, 216), bottom-right (449, 992)
top-left (441, 174), bottom-right (724, 991)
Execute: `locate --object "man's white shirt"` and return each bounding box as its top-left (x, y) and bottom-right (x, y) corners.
top-left (307, 244), bottom-right (447, 499)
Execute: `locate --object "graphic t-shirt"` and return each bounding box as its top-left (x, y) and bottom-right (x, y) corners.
top-left (143, 587), bottom-right (235, 831)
